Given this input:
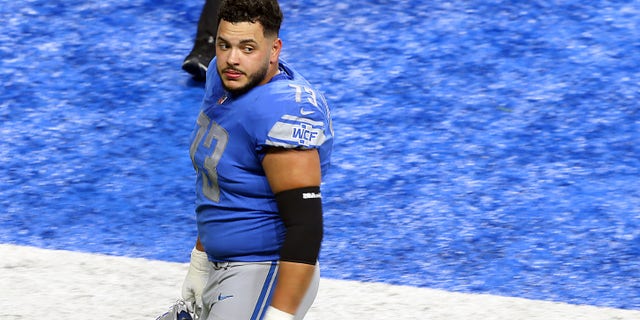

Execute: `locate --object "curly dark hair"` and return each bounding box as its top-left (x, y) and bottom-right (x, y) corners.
top-left (217, 0), bottom-right (283, 37)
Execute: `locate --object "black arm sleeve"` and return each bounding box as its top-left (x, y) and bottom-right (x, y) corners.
top-left (274, 186), bottom-right (324, 265)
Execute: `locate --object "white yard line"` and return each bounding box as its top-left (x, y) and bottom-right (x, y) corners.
top-left (1, 244), bottom-right (638, 320)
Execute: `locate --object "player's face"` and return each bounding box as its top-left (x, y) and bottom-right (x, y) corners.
top-left (216, 20), bottom-right (281, 96)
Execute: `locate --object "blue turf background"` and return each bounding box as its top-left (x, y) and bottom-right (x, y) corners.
top-left (1, 0), bottom-right (639, 310)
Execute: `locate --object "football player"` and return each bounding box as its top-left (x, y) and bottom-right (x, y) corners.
top-left (181, 0), bottom-right (333, 319)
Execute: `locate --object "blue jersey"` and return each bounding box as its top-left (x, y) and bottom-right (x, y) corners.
top-left (189, 59), bottom-right (333, 262)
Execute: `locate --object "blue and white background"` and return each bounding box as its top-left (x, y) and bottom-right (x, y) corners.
top-left (1, 0), bottom-right (638, 312)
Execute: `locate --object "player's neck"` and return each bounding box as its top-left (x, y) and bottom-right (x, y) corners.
top-left (260, 61), bottom-right (281, 85)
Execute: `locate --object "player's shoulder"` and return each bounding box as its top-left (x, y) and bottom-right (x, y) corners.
top-left (255, 62), bottom-right (328, 117)
top-left (202, 60), bottom-right (226, 108)
top-left (246, 62), bottom-right (332, 149)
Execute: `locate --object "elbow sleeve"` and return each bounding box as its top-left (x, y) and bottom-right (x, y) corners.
top-left (274, 186), bottom-right (324, 265)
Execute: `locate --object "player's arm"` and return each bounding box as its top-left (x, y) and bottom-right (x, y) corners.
top-left (262, 147), bottom-right (323, 317)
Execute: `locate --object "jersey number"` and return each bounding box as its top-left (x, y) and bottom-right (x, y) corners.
top-left (289, 84), bottom-right (318, 107)
top-left (289, 84), bottom-right (334, 137)
top-left (190, 112), bottom-right (229, 202)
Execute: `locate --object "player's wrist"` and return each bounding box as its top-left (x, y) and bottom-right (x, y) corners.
top-left (263, 306), bottom-right (294, 320)
top-left (190, 247), bottom-right (211, 272)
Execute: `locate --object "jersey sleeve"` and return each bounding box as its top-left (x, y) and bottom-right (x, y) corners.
top-left (250, 84), bottom-right (333, 157)
top-left (264, 109), bottom-right (329, 148)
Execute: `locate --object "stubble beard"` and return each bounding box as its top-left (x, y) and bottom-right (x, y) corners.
top-left (219, 63), bottom-right (269, 97)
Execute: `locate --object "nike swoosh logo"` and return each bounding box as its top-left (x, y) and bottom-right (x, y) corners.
top-left (218, 293), bottom-right (234, 301)
top-left (300, 108), bottom-right (315, 115)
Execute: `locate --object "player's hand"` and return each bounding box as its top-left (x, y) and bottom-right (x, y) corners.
top-left (263, 306), bottom-right (295, 320)
top-left (181, 247), bottom-right (212, 316)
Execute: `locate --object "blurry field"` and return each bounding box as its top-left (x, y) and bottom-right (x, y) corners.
top-left (1, 0), bottom-right (639, 311)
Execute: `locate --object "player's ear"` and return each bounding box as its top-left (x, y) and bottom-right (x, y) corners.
top-left (270, 38), bottom-right (282, 64)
